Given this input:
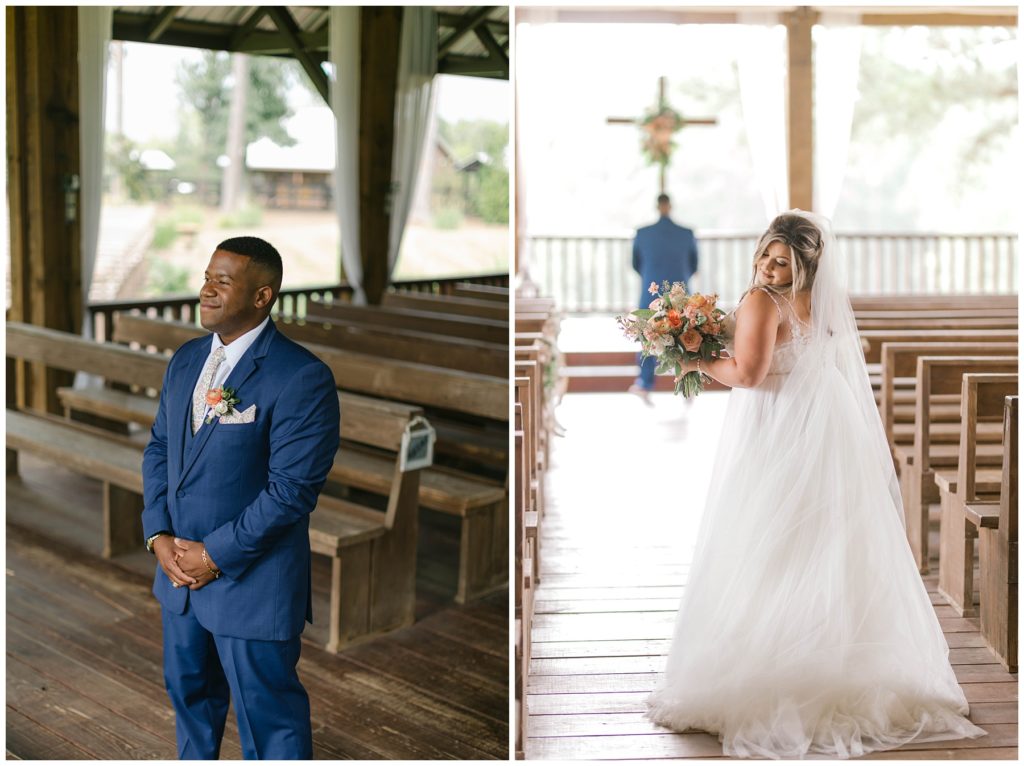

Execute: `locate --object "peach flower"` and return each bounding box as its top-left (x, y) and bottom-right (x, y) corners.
top-left (680, 328), bottom-right (703, 353)
top-left (666, 309), bottom-right (683, 329)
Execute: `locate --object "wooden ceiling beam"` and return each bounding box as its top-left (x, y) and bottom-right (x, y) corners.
top-left (437, 11), bottom-right (507, 38)
top-left (474, 24), bottom-right (509, 78)
top-left (439, 54), bottom-right (507, 79)
top-left (228, 7), bottom-right (267, 50)
top-left (145, 6), bottom-right (179, 43)
top-left (264, 6), bottom-right (329, 102)
top-left (438, 6), bottom-right (492, 57)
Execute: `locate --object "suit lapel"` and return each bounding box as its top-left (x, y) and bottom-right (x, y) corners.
top-left (176, 320), bottom-right (276, 488)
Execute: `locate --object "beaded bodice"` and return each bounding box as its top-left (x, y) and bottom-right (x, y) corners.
top-left (722, 288), bottom-right (812, 376)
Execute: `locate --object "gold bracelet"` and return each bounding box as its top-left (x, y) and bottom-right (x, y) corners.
top-left (696, 358), bottom-right (705, 377)
top-left (201, 547), bottom-right (221, 579)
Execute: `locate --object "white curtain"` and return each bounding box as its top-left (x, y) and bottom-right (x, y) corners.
top-left (387, 7), bottom-right (437, 283)
top-left (737, 12), bottom-right (789, 222)
top-left (77, 6), bottom-right (112, 339)
top-left (511, 9), bottom-right (557, 294)
top-left (814, 12), bottom-right (862, 219)
top-left (329, 7), bottom-right (363, 303)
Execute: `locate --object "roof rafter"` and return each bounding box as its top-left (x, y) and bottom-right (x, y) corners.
top-left (145, 6), bottom-right (179, 42)
top-left (473, 24), bottom-right (508, 79)
top-left (438, 6), bottom-right (492, 57)
top-left (264, 6), bottom-right (330, 103)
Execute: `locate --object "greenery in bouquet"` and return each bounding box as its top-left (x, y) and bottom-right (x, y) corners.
top-left (616, 281), bottom-right (728, 398)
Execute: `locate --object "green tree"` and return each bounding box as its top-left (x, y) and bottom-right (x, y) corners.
top-left (174, 51), bottom-right (310, 179)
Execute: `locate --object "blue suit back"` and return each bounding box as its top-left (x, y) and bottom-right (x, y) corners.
top-left (633, 216), bottom-right (699, 307)
top-left (141, 320), bottom-right (340, 642)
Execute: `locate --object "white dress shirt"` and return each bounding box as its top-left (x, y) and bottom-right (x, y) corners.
top-left (192, 316), bottom-right (270, 421)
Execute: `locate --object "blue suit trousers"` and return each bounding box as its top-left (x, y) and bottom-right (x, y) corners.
top-left (162, 605), bottom-right (313, 760)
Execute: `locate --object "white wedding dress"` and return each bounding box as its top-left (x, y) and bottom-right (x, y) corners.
top-left (644, 218), bottom-right (987, 759)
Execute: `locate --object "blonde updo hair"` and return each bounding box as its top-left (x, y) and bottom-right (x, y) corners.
top-left (748, 213), bottom-right (824, 296)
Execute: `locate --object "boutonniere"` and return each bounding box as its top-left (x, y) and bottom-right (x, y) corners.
top-left (205, 387), bottom-right (241, 424)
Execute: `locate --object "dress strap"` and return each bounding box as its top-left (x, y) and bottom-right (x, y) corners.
top-left (752, 286), bottom-right (784, 323)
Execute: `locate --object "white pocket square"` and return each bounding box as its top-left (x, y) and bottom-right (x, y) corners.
top-left (218, 404), bottom-right (256, 424)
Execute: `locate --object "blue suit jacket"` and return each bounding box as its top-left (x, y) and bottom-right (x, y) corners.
top-left (632, 216), bottom-right (699, 306)
top-left (141, 319), bottom-right (340, 642)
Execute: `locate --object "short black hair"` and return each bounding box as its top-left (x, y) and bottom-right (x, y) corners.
top-left (657, 193), bottom-right (671, 206)
top-left (216, 236), bottom-right (283, 296)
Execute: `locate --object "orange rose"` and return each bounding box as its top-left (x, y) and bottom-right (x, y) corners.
top-left (704, 322), bottom-right (722, 336)
top-left (666, 309), bottom-right (682, 329)
top-left (649, 317), bottom-right (671, 334)
top-left (681, 328), bottom-right (703, 353)
top-left (206, 387), bottom-right (223, 406)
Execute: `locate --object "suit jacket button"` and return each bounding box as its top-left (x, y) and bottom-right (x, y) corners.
top-left (176, 490), bottom-right (185, 499)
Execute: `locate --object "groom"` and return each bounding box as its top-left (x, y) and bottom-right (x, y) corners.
top-left (629, 193), bottom-right (699, 402)
top-left (141, 236), bottom-right (340, 759)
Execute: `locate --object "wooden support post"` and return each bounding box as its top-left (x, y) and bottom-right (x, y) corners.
top-left (358, 6), bottom-right (403, 306)
top-left (103, 482), bottom-right (144, 558)
top-left (785, 7), bottom-right (814, 211)
top-left (6, 7), bottom-right (81, 413)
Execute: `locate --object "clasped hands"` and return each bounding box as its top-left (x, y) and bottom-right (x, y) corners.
top-left (153, 535), bottom-right (221, 590)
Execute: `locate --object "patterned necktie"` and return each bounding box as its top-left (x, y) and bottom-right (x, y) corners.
top-left (192, 346), bottom-right (226, 434)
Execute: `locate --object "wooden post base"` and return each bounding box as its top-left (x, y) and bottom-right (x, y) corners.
top-left (103, 482), bottom-right (144, 558)
top-left (456, 501), bottom-right (510, 604)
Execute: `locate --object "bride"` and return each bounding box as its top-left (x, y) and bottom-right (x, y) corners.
top-left (643, 210), bottom-right (986, 759)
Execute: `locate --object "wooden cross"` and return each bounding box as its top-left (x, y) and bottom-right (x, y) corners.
top-left (607, 76), bottom-right (717, 194)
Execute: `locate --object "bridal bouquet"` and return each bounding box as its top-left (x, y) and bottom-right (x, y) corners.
top-left (616, 281), bottom-right (728, 398)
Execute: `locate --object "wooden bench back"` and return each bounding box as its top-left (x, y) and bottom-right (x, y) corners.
top-left (1001, 396), bottom-right (1017, 543)
top-left (114, 312), bottom-right (507, 378)
top-left (957, 374), bottom-right (1019, 503)
top-left (108, 313), bottom-right (506, 420)
top-left (382, 291), bottom-right (509, 321)
top-left (915, 356), bottom-right (1019, 471)
top-left (454, 282), bottom-right (509, 302)
top-left (7, 322), bottom-right (166, 390)
top-left (880, 342), bottom-right (1018, 445)
top-left (861, 330), bottom-right (1018, 364)
top-left (858, 316), bottom-right (1018, 331)
top-left (10, 321), bottom-right (425, 454)
top-left (306, 300), bottom-right (509, 345)
top-left (856, 308), bottom-right (1017, 320)
top-left (851, 295), bottom-right (1018, 311)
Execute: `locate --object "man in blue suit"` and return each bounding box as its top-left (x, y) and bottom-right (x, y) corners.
top-left (629, 193), bottom-right (699, 403)
top-left (142, 236), bottom-right (339, 759)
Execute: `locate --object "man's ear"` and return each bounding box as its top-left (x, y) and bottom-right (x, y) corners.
top-left (254, 285), bottom-right (274, 310)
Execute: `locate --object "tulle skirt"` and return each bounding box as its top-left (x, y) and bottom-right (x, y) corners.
top-left (644, 364), bottom-right (986, 759)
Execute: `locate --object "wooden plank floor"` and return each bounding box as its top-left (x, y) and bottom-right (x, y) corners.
top-left (7, 453), bottom-right (508, 760)
top-left (525, 392), bottom-right (1018, 760)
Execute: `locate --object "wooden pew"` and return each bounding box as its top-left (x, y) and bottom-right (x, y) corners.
top-left (860, 329), bottom-right (1018, 365)
top-left (936, 374), bottom-right (1017, 617)
top-left (979, 396), bottom-right (1018, 672)
top-left (879, 342), bottom-right (1017, 450)
top-left (306, 299), bottom-right (509, 345)
top-left (114, 311), bottom-right (507, 379)
top-left (851, 294), bottom-right (1017, 312)
top-left (108, 314), bottom-right (509, 602)
top-left (900, 355), bottom-right (1018, 573)
top-left (453, 282), bottom-right (510, 302)
top-left (6, 323), bottom-right (426, 652)
top-left (857, 316), bottom-right (1017, 331)
top-left (382, 290), bottom-right (509, 321)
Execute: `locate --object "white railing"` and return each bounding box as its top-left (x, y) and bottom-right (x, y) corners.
top-left (524, 232), bottom-right (1018, 313)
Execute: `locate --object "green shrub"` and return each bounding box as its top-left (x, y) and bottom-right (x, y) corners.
top-left (219, 205), bottom-right (263, 229)
top-left (147, 259), bottom-right (191, 296)
top-left (151, 219), bottom-right (179, 250)
top-left (433, 207), bottom-right (464, 230)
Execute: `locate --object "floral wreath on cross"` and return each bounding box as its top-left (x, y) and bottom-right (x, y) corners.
top-left (638, 101), bottom-right (686, 168)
